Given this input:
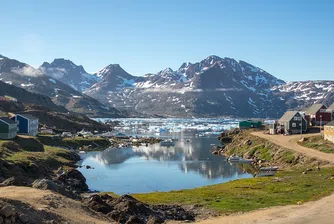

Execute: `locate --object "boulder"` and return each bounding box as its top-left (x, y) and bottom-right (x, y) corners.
top-left (0, 205), bottom-right (15, 218)
top-left (86, 194), bottom-right (194, 223)
top-left (0, 176), bottom-right (30, 187)
top-left (32, 179), bottom-right (59, 191)
top-left (56, 169), bottom-right (88, 192)
top-left (18, 214), bottom-right (29, 223)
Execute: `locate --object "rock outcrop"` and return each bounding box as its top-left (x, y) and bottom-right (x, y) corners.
top-left (86, 194), bottom-right (195, 224)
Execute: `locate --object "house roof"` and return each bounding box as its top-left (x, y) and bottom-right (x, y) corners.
top-left (278, 111), bottom-right (299, 122)
top-left (329, 103), bottom-right (334, 110)
top-left (306, 104), bottom-right (326, 115)
top-left (17, 114), bottom-right (38, 121)
top-left (0, 117), bottom-right (16, 125)
top-left (326, 121), bottom-right (334, 126)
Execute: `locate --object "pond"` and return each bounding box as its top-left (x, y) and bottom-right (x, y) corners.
top-left (78, 131), bottom-right (252, 194)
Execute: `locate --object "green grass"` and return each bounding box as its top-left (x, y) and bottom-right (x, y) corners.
top-left (0, 136), bottom-right (76, 169)
top-left (299, 136), bottom-right (334, 153)
top-left (130, 168), bottom-right (334, 214)
top-left (37, 135), bottom-right (111, 151)
top-left (282, 151), bottom-right (295, 163)
top-left (4, 145), bottom-right (74, 168)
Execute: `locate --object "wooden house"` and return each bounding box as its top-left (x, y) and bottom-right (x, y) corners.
top-left (11, 114), bottom-right (39, 136)
top-left (0, 117), bottom-right (18, 139)
top-left (278, 111), bottom-right (308, 134)
top-left (324, 121), bottom-right (334, 143)
top-left (306, 104), bottom-right (332, 126)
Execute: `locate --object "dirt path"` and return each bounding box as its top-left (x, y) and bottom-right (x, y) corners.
top-left (251, 132), bottom-right (334, 163)
top-left (197, 193), bottom-right (334, 224)
top-left (0, 186), bottom-right (112, 224)
top-left (196, 131), bottom-right (334, 224)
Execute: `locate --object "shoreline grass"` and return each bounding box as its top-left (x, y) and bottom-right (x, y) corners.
top-left (127, 168), bottom-right (334, 214)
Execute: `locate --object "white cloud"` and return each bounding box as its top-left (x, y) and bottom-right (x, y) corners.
top-left (11, 66), bottom-right (44, 77)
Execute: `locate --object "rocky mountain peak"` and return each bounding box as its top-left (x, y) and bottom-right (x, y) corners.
top-left (39, 58), bottom-right (99, 92)
top-left (157, 67), bottom-right (174, 77)
top-left (96, 64), bottom-right (132, 80)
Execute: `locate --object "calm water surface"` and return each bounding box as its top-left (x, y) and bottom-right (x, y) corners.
top-left (78, 135), bottom-right (252, 194)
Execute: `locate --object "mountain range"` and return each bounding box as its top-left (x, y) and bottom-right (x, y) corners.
top-left (0, 54), bottom-right (333, 118)
top-left (0, 54), bottom-right (123, 118)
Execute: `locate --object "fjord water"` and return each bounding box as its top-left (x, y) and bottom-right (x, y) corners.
top-left (78, 118), bottom-right (252, 194)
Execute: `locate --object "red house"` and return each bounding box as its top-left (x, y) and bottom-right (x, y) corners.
top-left (306, 104), bottom-right (332, 126)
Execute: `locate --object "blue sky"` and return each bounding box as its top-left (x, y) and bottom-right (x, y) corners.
top-left (0, 0), bottom-right (333, 81)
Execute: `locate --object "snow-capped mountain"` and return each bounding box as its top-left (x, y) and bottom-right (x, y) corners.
top-left (85, 55), bottom-right (288, 118)
top-left (0, 54), bottom-right (123, 118)
top-left (2, 53), bottom-right (332, 118)
top-left (273, 80), bottom-right (334, 110)
top-left (39, 58), bottom-right (100, 92)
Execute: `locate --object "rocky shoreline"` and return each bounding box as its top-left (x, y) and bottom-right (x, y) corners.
top-left (212, 128), bottom-right (325, 170)
top-left (0, 135), bottom-right (195, 224)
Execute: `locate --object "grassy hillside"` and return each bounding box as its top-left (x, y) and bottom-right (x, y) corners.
top-left (298, 136), bottom-right (334, 153)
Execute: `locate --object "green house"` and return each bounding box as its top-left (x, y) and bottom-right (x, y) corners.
top-left (0, 117), bottom-right (18, 139)
top-left (239, 120), bottom-right (262, 129)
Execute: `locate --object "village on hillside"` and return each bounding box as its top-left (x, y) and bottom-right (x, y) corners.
top-left (239, 103), bottom-right (334, 143)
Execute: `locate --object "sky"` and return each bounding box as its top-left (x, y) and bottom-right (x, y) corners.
top-left (0, 0), bottom-right (333, 81)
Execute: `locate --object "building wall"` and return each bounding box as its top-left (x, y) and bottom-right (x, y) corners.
top-left (15, 116), bottom-right (29, 134)
top-left (287, 113), bottom-right (308, 134)
top-left (324, 125), bottom-right (334, 143)
top-left (313, 105), bottom-right (332, 125)
top-left (28, 119), bottom-right (39, 136)
top-left (0, 122), bottom-right (8, 133)
top-left (0, 123), bottom-right (17, 139)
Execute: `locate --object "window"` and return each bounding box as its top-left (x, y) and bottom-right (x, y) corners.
top-left (292, 123), bottom-right (296, 128)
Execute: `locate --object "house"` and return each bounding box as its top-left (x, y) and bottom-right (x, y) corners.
top-left (11, 114), bottom-right (39, 136)
top-left (0, 117), bottom-right (18, 139)
top-left (306, 104), bottom-right (332, 126)
top-left (324, 121), bottom-right (334, 143)
top-left (278, 111), bottom-right (308, 134)
top-left (238, 120), bottom-right (262, 129)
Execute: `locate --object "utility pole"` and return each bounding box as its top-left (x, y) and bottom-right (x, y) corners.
top-left (301, 115), bottom-right (303, 139)
top-left (320, 115), bottom-right (322, 134)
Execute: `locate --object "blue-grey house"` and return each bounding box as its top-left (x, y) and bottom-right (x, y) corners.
top-left (11, 114), bottom-right (39, 136)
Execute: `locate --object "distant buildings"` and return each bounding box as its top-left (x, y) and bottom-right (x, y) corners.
top-left (11, 114), bottom-right (39, 136)
top-left (269, 103), bottom-right (333, 136)
top-left (238, 120), bottom-right (262, 129)
top-left (324, 121), bottom-right (334, 143)
top-left (0, 117), bottom-right (18, 139)
top-left (0, 95), bottom-right (17, 102)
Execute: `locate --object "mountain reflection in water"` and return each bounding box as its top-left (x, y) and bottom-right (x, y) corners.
top-left (78, 137), bottom-right (252, 194)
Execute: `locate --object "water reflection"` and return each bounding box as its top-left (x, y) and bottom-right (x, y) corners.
top-left (78, 137), bottom-right (252, 194)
